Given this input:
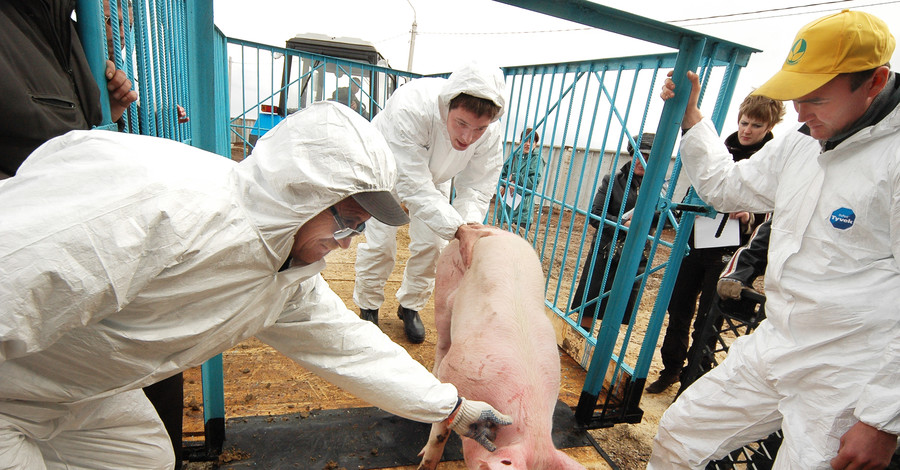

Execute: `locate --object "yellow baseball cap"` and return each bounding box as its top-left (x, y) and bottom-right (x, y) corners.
top-left (753, 10), bottom-right (895, 101)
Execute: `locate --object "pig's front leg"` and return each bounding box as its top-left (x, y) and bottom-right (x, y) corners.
top-left (418, 240), bottom-right (465, 469)
top-left (417, 418), bottom-right (452, 470)
top-left (432, 239), bottom-right (465, 376)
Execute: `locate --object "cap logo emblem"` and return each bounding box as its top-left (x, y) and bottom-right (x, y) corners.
top-left (787, 38), bottom-right (807, 65)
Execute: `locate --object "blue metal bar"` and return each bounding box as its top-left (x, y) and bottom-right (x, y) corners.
top-left (200, 353), bottom-right (225, 452)
top-left (74, 0), bottom-right (115, 129)
top-left (212, 26), bottom-right (229, 155)
top-left (133, 0), bottom-right (153, 135)
top-left (711, 52), bottom-right (743, 133)
top-left (186, 0), bottom-right (223, 450)
top-left (186, 0), bottom-right (216, 151)
top-left (121, 0), bottom-right (137, 133)
top-left (527, 70), bottom-right (551, 235)
top-left (494, 0), bottom-right (758, 64)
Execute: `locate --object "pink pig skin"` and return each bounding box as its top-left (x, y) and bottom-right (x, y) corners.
top-left (417, 229), bottom-right (585, 470)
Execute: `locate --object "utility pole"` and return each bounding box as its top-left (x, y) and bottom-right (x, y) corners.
top-left (406, 0), bottom-right (417, 72)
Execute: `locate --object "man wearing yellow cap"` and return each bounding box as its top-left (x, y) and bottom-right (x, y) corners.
top-left (653, 10), bottom-right (899, 468)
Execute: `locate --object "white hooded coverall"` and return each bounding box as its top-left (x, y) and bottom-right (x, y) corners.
top-left (0, 102), bottom-right (459, 469)
top-left (649, 104), bottom-right (900, 468)
top-left (353, 62), bottom-right (507, 312)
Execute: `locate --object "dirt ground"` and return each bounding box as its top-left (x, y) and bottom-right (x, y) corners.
top-left (181, 215), bottom-right (685, 469)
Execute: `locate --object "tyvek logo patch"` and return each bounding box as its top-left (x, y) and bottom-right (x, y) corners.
top-left (830, 207), bottom-right (855, 230)
top-left (787, 39), bottom-right (807, 65)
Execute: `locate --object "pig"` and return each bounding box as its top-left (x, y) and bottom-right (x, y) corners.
top-left (417, 228), bottom-right (586, 470)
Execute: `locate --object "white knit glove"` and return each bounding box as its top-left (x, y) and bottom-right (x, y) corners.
top-left (447, 397), bottom-right (513, 451)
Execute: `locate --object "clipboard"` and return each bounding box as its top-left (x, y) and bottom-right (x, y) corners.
top-left (693, 213), bottom-right (740, 249)
top-left (503, 190), bottom-right (522, 210)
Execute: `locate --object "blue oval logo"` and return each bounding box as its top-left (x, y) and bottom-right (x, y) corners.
top-left (830, 207), bottom-right (855, 230)
top-left (787, 39), bottom-right (806, 66)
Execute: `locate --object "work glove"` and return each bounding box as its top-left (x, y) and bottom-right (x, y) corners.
top-left (716, 277), bottom-right (745, 300)
top-left (447, 397), bottom-right (513, 451)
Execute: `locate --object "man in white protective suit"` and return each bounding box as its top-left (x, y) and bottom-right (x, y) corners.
top-left (651, 10), bottom-right (900, 469)
top-left (0, 102), bottom-right (512, 469)
top-left (353, 62), bottom-right (507, 344)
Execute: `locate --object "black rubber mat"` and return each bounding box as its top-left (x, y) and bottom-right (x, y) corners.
top-left (218, 400), bottom-right (590, 469)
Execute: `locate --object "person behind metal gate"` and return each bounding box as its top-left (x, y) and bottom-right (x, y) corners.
top-left (0, 102), bottom-right (512, 469)
top-left (498, 127), bottom-right (543, 230)
top-left (652, 9), bottom-right (899, 468)
top-left (645, 94), bottom-right (783, 395)
top-left (570, 133), bottom-right (655, 329)
top-left (352, 62), bottom-right (507, 344)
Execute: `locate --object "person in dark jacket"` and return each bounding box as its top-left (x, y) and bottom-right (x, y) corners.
top-left (0, 0), bottom-right (136, 178)
top-left (646, 94), bottom-right (783, 394)
top-left (571, 133), bottom-right (655, 330)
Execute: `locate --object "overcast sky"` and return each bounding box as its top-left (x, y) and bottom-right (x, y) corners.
top-left (213, 0), bottom-right (900, 136)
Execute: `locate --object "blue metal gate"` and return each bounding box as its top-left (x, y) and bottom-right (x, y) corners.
top-left (494, 0), bottom-right (757, 428)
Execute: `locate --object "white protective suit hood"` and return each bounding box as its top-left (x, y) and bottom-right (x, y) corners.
top-left (437, 62), bottom-right (507, 124)
top-left (235, 101), bottom-right (401, 263)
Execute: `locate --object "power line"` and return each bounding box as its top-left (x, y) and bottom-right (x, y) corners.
top-left (668, 0), bottom-right (854, 23)
top-left (407, 0), bottom-right (899, 38)
top-left (414, 27), bottom-right (592, 37)
top-left (674, 0), bottom-right (900, 26)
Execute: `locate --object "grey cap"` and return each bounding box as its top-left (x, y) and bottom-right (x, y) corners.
top-left (351, 191), bottom-right (409, 226)
top-left (627, 133), bottom-right (655, 156)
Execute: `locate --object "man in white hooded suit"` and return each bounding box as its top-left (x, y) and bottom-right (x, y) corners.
top-left (353, 62), bottom-right (508, 344)
top-left (0, 102), bottom-right (511, 469)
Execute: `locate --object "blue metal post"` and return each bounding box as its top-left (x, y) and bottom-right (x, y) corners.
top-left (576, 34), bottom-right (707, 424)
top-left (186, 0), bottom-right (216, 153)
top-left (186, 0), bottom-right (225, 453)
top-left (74, 0), bottom-right (116, 130)
top-left (711, 54), bottom-right (743, 133)
top-left (200, 354), bottom-right (225, 453)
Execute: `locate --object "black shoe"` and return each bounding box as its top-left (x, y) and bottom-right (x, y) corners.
top-left (360, 308), bottom-right (379, 326)
top-left (646, 372), bottom-right (679, 394)
top-left (397, 306), bottom-right (425, 344)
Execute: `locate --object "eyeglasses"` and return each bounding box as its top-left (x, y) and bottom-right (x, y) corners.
top-left (329, 206), bottom-right (365, 240)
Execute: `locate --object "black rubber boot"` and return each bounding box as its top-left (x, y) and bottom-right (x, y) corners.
top-left (397, 306), bottom-right (425, 344)
top-left (360, 308), bottom-right (379, 326)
